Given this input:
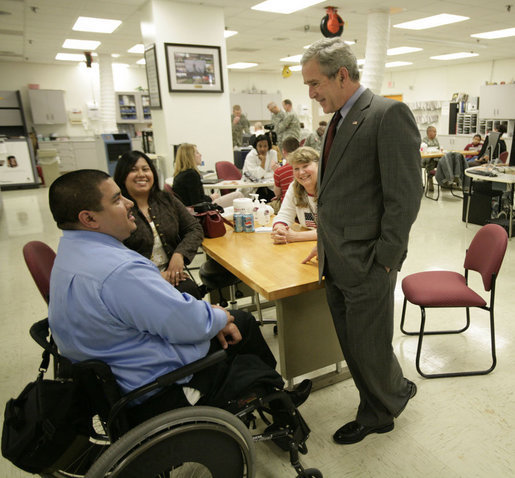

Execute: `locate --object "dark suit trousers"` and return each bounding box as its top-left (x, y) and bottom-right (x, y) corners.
top-left (325, 260), bottom-right (412, 427)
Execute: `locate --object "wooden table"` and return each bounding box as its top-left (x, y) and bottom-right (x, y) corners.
top-left (421, 150), bottom-right (478, 159)
top-left (203, 228), bottom-right (348, 390)
top-left (465, 165), bottom-right (515, 239)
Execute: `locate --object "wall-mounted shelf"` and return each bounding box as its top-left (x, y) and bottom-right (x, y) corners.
top-left (115, 92), bottom-right (152, 124)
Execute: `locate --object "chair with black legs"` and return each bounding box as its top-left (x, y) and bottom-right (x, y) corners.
top-left (400, 224), bottom-right (508, 378)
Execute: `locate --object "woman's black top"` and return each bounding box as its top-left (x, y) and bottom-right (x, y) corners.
top-left (172, 169), bottom-right (212, 206)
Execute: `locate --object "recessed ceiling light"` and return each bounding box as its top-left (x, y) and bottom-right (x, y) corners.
top-left (385, 61), bottom-right (413, 68)
top-left (280, 54), bottom-right (302, 62)
top-left (55, 53), bottom-right (86, 61)
top-left (136, 58), bottom-right (146, 65)
top-left (251, 0), bottom-right (325, 14)
top-left (63, 39), bottom-right (101, 50)
top-left (227, 62), bottom-right (258, 69)
top-left (224, 30), bottom-right (238, 38)
top-left (394, 14), bottom-right (469, 30)
top-left (128, 44), bottom-right (144, 54)
top-left (387, 46), bottom-right (422, 56)
top-left (471, 27), bottom-right (515, 39)
top-left (73, 16), bottom-right (121, 34)
top-left (430, 52), bottom-right (479, 60)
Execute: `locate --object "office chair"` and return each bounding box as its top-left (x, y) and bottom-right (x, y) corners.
top-left (22, 241), bottom-right (56, 304)
top-left (215, 161), bottom-right (242, 195)
top-left (400, 224), bottom-right (508, 378)
top-left (499, 151), bottom-right (509, 165)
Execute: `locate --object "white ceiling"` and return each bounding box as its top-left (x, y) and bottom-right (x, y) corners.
top-left (0, 0), bottom-right (514, 73)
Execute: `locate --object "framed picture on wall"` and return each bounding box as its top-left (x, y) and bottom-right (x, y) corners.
top-left (144, 44), bottom-right (162, 109)
top-left (165, 43), bottom-right (223, 93)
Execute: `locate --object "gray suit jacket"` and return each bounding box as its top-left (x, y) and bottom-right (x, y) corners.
top-left (317, 88), bottom-right (422, 287)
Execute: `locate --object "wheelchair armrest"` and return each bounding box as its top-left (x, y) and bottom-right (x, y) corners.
top-left (108, 349), bottom-right (227, 428)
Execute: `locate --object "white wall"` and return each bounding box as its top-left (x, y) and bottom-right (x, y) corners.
top-left (1, 55), bottom-right (514, 167)
top-left (0, 60), bottom-right (148, 138)
top-left (228, 71), bottom-right (312, 128)
top-left (228, 57), bottom-right (515, 134)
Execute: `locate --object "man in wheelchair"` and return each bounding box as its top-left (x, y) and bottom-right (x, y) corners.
top-left (45, 170), bottom-right (318, 477)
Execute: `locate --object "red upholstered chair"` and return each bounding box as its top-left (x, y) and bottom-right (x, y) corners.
top-left (23, 241), bottom-right (56, 304)
top-left (400, 224), bottom-right (508, 378)
top-left (215, 161), bottom-right (242, 195)
top-left (499, 151), bottom-right (509, 164)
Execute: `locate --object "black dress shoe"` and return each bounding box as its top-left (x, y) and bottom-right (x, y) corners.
top-left (286, 379), bottom-right (312, 407)
top-left (333, 420), bottom-right (394, 445)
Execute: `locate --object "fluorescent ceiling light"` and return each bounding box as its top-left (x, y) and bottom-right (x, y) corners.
top-left (111, 53), bottom-right (120, 58)
top-left (56, 53), bottom-right (86, 61)
top-left (387, 46), bottom-right (422, 56)
top-left (280, 54), bottom-right (302, 62)
top-left (471, 27), bottom-right (515, 39)
top-left (128, 44), bottom-right (144, 54)
top-left (224, 30), bottom-right (238, 38)
top-left (228, 62), bottom-right (258, 69)
top-left (63, 39), bottom-right (101, 50)
top-left (136, 58), bottom-right (146, 65)
top-left (394, 14), bottom-right (469, 30)
top-left (385, 61), bottom-right (413, 68)
top-left (251, 0), bottom-right (325, 14)
top-left (73, 16), bottom-right (121, 33)
top-left (430, 52), bottom-right (479, 60)
top-left (289, 65), bottom-right (302, 71)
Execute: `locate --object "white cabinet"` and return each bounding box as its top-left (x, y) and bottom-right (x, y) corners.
top-left (230, 93), bottom-right (282, 122)
top-left (28, 89), bottom-right (67, 124)
top-left (115, 92), bottom-right (152, 123)
top-left (38, 139), bottom-right (98, 172)
top-left (479, 84), bottom-right (515, 119)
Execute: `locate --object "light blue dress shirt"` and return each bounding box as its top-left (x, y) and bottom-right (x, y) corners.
top-left (49, 230), bottom-right (227, 395)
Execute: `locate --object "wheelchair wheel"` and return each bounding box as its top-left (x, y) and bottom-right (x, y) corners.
top-left (85, 406), bottom-right (255, 478)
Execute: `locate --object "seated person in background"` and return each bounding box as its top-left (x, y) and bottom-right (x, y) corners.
top-left (464, 134), bottom-right (483, 165)
top-left (299, 122), bottom-right (311, 141)
top-left (172, 143), bottom-right (243, 208)
top-left (271, 136), bottom-right (299, 214)
top-left (114, 151), bottom-right (203, 299)
top-left (272, 147), bottom-right (319, 244)
top-left (304, 121), bottom-right (327, 153)
top-left (477, 124), bottom-right (507, 164)
top-left (253, 122), bottom-right (266, 136)
top-left (48, 170), bottom-right (298, 423)
top-left (242, 134), bottom-right (279, 201)
top-left (421, 125), bottom-right (441, 191)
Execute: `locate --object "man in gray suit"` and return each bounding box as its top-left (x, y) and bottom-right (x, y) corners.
top-left (301, 38), bottom-right (422, 445)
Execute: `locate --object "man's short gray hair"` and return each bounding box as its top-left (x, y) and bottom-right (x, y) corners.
top-left (301, 37), bottom-right (360, 81)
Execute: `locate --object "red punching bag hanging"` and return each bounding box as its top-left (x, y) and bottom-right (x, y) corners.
top-left (320, 7), bottom-right (344, 38)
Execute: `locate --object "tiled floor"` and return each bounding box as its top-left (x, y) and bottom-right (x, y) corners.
top-left (1, 186), bottom-right (514, 478)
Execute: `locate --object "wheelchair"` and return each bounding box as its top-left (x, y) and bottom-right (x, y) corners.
top-left (30, 319), bottom-right (323, 478)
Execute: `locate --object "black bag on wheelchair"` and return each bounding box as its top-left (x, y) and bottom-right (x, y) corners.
top-left (1, 350), bottom-right (92, 473)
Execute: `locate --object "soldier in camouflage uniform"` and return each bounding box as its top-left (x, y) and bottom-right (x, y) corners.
top-left (231, 105), bottom-right (250, 147)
